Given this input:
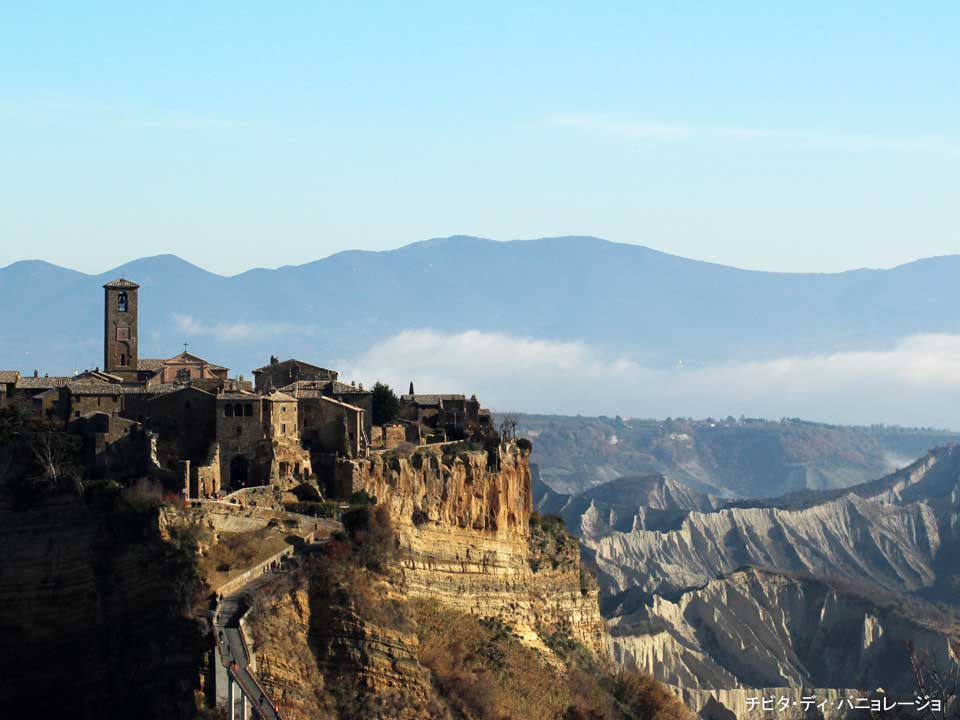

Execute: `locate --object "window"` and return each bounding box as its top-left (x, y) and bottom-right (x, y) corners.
top-left (117, 292), bottom-right (127, 312)
top-left (120, 353), bottom-right (127, 366)
top-left (176, 368), bottom-right (191, 383)
top-left (281, 423), bottom-right (286, 435)
top-left (234, 403), bottom-right (242, 417)
top-left (225, 405), bottom-right (234, 417)
top-left (236, 426), bottom-right (242, 438)
top-left (244, 404), bottom-right (253, 417)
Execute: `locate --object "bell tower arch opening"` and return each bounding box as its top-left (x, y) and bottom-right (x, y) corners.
top-left (103, 278), bottom-right (140, 380)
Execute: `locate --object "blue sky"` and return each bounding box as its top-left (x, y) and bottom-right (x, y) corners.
top-left (1, 2), bottom-right (957, 275)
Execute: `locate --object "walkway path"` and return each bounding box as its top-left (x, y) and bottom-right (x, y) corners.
top-left (214, 530), bottom-right (337, 719)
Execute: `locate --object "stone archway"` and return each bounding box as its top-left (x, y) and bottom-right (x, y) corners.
top-left (230, 455), bottom-right (249, 488)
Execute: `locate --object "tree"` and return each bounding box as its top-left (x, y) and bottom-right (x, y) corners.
top-left (907, 640), bottom-right (960, 719)
top-left (499, 414), bottom-right (518, 442)
top-left (371, 381), bottom-right (401, 426)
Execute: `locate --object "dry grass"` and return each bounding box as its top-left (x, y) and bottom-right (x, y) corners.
top-left (198, 527), bottom-right (290, 588)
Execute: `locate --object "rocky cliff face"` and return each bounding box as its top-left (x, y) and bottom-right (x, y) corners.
top-left (346, 442), bottom-right (607, 654)
top-left (0, 493), bottom-right (208, 720)
top-left (583, 447), bottom-right (960, 599)
top-left (555, 446), bottom-right (960, 716)
top-left (608, 568), bottom-right (956, 694)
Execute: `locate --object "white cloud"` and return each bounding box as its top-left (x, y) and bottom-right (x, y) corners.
top-left (345, 329), bottom-right (960, 429)
top-left (173, 314), bottom-right (315, 342)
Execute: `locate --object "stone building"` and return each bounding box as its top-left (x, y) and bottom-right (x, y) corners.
top-left (280, 379), bottom-right (373, 439)
top-left (301, 395), bottom-right (365, 458)
top-left (253, 357), bottom-right (338, 392)
top-left (0, 371), bottom-right (18, 407)
top-left (67, 411), bottom-right (144, 475)
top-left (400, 393), bottom-right (487, 439)
top-left (146, 386), bottom-right (217, 465)
top-left (215, 390), bottom-right (311, 490)
top-left (103, 278), bottom-right (141, 381)
top-left (140, 351), bottom-right (229, 386)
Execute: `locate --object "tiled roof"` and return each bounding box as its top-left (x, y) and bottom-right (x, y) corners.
top-left (218, 391), bottom-right (258, 400)
top-left (263, 390), bottom-right (296, 402)
top-left (280, 380), bottom-right (370, 398)
top-left (401, 394), bottom-right (466, 406)
top-left (253, 358), bottom-right (336, 374)
top-left (316, 395), bottom-right (364, 413)
top-left (0, 371), bottom-right (20, 384)
top-left (16, 376), bottom-right (71, 390)
top-left (103, 278), bottom-right (139, 289)
top-left (74, 370), bottom-right (124, 383)
top-left (138, 358), bottom-right (165, 371)
top-left (67, 382), bottom-right (178, 396)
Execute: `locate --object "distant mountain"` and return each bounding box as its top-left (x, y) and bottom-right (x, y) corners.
top-left (517, 414), bottom-right (960, 496)
top-left (2, 235), bottom-right (960, 378)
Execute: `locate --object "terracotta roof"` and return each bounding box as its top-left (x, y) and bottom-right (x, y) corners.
top-left (103, 278), bottom-right (140, 289)
top-left (138, 358), bottom-right (165, 371)
top-left (401, 394), bottom-right (466, 406)
top-left (218, 391), bottom-right (258, 400)
top-left (0, 371), bottom-right (20, 384)
top-left (316, 396), bottom-right (364, 413)
top-left (16, 376), bottom-right (71, 390)
top-left (280, 380), bottom-right (371, 398)
top-left (253, 358), bottom-right (336, 374)
top-left (67, 382), bottom-right (178, 396)
top-left (74, 370), bottom-right (124, 383)
top-left (263, 390), bottom-right (296, 402)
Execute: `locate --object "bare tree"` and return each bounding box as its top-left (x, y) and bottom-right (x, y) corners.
top-left (29, 431), bottom-right (82, 493)
top-left (907, 640), bottom-right (960, 719)
top-left (499, 414), bottom-right (518, 443)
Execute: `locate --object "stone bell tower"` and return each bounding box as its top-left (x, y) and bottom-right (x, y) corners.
top-left (103, 278), bottom-right (140, 380)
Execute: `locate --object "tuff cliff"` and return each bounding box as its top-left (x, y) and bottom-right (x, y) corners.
top-left (0, 492), bottom-right (209, 720)
top-left (346, 441), bottom-right (608, 653)
top-left (242, 441), bottom-right (688, 720)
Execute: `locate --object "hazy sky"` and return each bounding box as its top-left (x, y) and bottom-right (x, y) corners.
top-left (1, 3), bottom-right (957, 275)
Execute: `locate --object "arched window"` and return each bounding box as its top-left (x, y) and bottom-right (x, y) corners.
top-left (225, 404), bottom-right (234, 417)
top-left (120, 353), bottom-right (127, 366)
top-left (117, 292), bottom-right (128, 312)
top-left (234, 403), bottom-right (243, 417)
top-left (244, 404), bottom-right (253, 417)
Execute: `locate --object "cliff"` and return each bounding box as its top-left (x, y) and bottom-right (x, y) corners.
top-left (346, 441), bottom-right (607, 654)
top-left (240, 441), bottom-right (693, 720)
top-left (0, 492), bottom-right (209, 720)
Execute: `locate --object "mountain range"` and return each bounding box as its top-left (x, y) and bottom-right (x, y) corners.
top-left (3, 235), bottom-right (960, 380)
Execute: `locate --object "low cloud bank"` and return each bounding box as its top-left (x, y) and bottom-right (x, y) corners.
top-left (345, 330), bottom-right (960, 430)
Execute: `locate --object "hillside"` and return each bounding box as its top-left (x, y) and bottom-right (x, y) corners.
top-left (3, 236), bottom-right (960, 377)
top-left (545, 445), bottom-right (960, 708)
top-left (518, 414), bottom-right (960, 496)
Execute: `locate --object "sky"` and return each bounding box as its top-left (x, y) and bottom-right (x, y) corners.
top-left (1, 2), bottom-right (958, 275)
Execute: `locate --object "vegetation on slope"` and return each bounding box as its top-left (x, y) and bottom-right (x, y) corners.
top-left (249, 504), bottom-right (692, 720)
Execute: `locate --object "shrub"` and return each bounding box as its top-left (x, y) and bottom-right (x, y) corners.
top-left (121, 478), bottom-right (165, 513)
top-left (371, 381), bottom-right (401, 425)
top-left (342, 504), bottom-right (396, 572)
top-left (613, 669), bottom-right (695, 720)
top-left (349, 489), bottom-right (375, 506)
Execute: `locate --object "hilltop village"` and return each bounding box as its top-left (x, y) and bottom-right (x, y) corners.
top-left (0, 278), bottom-right (496, 500)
